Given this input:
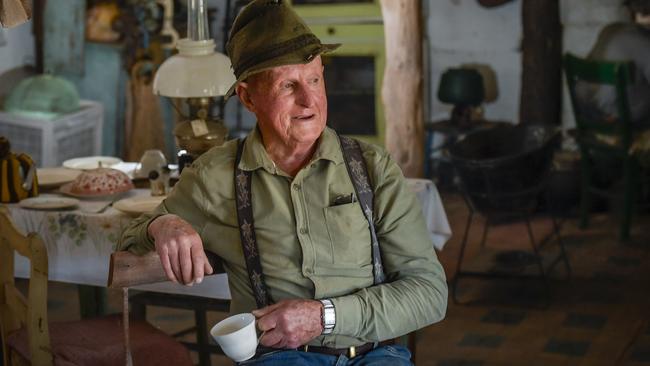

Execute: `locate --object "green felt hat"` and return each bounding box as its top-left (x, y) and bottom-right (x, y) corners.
top-left (225, 0), bottom-right (340, 99)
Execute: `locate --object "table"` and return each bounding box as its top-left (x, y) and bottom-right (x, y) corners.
top-left (12, 179), bottom-right (451, 299)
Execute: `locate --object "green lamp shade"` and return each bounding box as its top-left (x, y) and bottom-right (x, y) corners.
top-left (4, 75), bottom-right (80, 119)
top-left (437, 68), bottom-right (485, 106)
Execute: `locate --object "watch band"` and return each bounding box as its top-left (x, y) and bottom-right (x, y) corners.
top-left (320, 299), bottom-right (336, 335)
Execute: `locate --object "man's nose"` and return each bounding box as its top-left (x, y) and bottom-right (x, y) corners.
top-left (295, 84), bottom-right (315, 107)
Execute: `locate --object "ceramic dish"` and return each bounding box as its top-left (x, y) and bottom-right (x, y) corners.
top-left (58, 167), bottom-right (134, 200)
top-left (37, 168), bottom-right (82, 188)
top-left (59, 182), bottom-right (131, 200)
top-left (62, 156), bottom-right (123, 170)
top-left (113, 195), bottom-right (165, 216)
top-left (19, 196), bottom-right (80, 210)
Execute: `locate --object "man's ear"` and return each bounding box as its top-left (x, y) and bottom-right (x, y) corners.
top-left (236, 81), bottom-right (256, 112)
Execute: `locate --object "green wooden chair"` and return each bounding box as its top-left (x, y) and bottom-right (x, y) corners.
top-left (563, 53), bottom-right (644, 241)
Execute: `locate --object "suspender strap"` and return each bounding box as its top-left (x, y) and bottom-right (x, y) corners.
top-left (234, 138), bottom-right (272, 308)
top-left (337, 135), bottom-right (385, 285)
top-left (233, 134), bottom-right (385, 308)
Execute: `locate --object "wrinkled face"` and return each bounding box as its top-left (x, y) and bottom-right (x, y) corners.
top-left (236, 57), bottom-right (327, 148)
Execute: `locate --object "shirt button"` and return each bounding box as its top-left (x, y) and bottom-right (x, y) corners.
top-left (300, 227), bottom-right (308, 234)
top-left (293, 184), bottom-right (301, 191)
top-left (304, 268), bottom-right (313, 275)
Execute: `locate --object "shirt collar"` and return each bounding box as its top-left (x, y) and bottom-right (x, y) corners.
top-left (238, 126), bottom-right (276, 172)
top-left (238, 126), bottom-right (344, 172)
top-left (312, 127), bottom-right (344, 166)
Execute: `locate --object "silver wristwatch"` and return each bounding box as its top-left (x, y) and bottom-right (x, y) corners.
top-left (319, 299), bottom-right (336, 335)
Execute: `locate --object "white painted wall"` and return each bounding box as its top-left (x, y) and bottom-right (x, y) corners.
top-left (426, 0), bottom-right (629, 129)
top-left (426, 0), bottom-right (521, 124)
top-left (0, 21), bottom-right (35, 76)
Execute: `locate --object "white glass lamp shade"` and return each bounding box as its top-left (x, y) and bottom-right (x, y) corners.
top-left (153, 38), bottom-right (235, 98)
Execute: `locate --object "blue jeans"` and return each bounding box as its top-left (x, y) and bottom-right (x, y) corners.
top-left (236, 345), bottom-right (413, 366)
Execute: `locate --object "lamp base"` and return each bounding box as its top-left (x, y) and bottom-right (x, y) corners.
top-left (450, 105), bottom-right (473, 128)
top-left (173, 118), bottom-right (228, 156)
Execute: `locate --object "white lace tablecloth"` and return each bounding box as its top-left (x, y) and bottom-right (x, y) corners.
top-left (13, 179), bottom-right (450, 300)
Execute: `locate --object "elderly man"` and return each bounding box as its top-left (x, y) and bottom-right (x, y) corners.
top-left (118, 0), bottom-right (447, 364)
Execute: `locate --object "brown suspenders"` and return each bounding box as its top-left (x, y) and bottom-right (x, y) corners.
top-left (338, 135), bottom-right (385, 285)
top-left (234, 138), bottom-right (273, 308)
top-left (233, 134), bottom-right (385, 308)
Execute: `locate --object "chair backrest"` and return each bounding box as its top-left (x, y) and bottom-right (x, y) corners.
top-left (563, 53), bottom-right (636, 154)
top-left (108, 250), bottom-right (223, 288)
top-left (0, 206), bottom-right (52, 366)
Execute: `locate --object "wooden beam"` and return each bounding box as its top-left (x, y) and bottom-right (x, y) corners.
top-left (519, 0), bottom-right (562, 125)
top-left (380, 0), bottom-right (424, 178)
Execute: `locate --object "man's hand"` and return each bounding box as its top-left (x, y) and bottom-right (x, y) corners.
top-left (253, 299), bottom-right (324, 349)
top-left (148, 214), bottom-right (213, 285)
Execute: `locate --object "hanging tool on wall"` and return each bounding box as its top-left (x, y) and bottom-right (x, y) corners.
top-left (112, 0), bottom-right (167, 70)
top-left (156, 0), bottom-right (179, 49)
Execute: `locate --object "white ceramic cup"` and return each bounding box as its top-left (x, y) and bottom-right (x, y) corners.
top-left (210, 313), bottom-right (258, 362)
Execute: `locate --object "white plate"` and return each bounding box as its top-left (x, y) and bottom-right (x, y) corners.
top-left (62, 156), bottom-right (123, 170)
top-left (19, 196), bottom-right (79, 210)
top-left (37, 168), bottom-right (82, 188)
top-left (113, 195), bottom-right (165, 216)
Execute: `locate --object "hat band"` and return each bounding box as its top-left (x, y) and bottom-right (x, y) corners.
top-left (234, 33), bottom-right (321, 78)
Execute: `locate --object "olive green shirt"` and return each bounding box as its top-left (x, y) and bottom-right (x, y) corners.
top-left (118, 126), bottom-right (448, 348)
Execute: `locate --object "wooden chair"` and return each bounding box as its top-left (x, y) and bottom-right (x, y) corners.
top-left (563, 53), bottom-right (648, 241)
top-left (109, 248), bottom-right (229, 366)
top-left (0, 206), bottom-right (193, 366)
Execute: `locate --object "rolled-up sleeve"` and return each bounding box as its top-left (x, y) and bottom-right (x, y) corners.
top-left (331, 149), bottom-right (448, 341)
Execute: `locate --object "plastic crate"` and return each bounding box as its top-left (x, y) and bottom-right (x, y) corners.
top-left (0, 100), bottom-right (103, 167)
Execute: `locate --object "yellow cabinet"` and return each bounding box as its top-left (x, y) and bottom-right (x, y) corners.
top-left (291, 2), bottom-right (386, 146)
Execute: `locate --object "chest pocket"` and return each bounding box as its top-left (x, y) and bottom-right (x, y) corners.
top-left (323, 202), bottom-right (371, 266)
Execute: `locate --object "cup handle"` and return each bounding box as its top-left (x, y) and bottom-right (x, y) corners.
top-left (257, 330), bottom-right (266, 345)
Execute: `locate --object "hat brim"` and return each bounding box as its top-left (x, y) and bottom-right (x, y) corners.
top-left (224, 43), bottom-right (340, 100)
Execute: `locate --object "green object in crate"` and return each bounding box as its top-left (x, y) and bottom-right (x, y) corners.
top-left (4, 74), bottom-right (80, 120)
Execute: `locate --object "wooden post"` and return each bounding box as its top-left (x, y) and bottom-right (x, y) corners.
top-left (519, 0), bottom-right (562, 125)
top-left (380, 0), bottom-right (424, 178)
